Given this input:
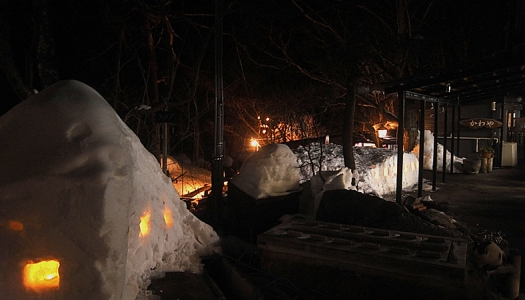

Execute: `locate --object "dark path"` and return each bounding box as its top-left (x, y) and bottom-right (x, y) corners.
top-left (407, 163), bottom-right (525, 296)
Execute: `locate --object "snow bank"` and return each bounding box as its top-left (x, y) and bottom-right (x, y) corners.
top-left (412, 130), bottom-right (465, 173)
top-left (0, 80), bottom-right (219, 300)
top-left (294, 143), bottom-right (419, 197)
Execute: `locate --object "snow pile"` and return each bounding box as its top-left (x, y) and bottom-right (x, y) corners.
top-left (231, 144), bottom-right (301, 199)
top-left (294, 143), bottom-right (419, 197)
top-left (412, 130), bottom-right (465, 173)
top-left (0, 80), bottom-right (219, 300)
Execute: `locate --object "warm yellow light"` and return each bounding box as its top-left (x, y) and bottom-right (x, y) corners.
top-left (24, 260), bottom-right (60, 290)
top-left (163, 207), bottom-right (173, 228)
top-left (139, 211), bottom-right (151, 237)
top-left (8, 220), bottom-right (24, 231)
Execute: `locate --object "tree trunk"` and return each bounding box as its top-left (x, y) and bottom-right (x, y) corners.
top-left (147, 22), bottom-right (161, 161)
top-left (405, 98), bottom-right (418, 151)
top-left (342, 80), bottom-right (356, 170)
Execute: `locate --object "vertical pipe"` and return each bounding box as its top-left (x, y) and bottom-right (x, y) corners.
top-left (442, 104), bottom-right (448, 181)
top-left (162, 122), bottom-right (168, 175)
top-left (432, 102), bottom-right (439, 191)
top-left (396, 91), bottom-right (405, 204)
top-left (211, 0), bottom-right (224, 232)
top-left (418, 100), bottom-right (425, 198)
top-left (450, 103), bottom-right (456, 174)
top-left (457, 105), bottom-right (461, 157)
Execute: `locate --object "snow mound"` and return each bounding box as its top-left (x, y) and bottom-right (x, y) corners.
top-left (0, 80), bottom-right (219, 300)
top-left (294, 143), bottom-right (419, 197)
top-left (412, 130), bottom-right (465, 173)
top-left (231, 144), bottom-right (301, 199)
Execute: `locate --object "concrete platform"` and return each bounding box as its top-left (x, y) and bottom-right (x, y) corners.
top-left (258, 219), bottom-right (468, 299)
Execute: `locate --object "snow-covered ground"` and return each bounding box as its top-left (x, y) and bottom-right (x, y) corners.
top-left (0, 80), bottom-right (220, 300)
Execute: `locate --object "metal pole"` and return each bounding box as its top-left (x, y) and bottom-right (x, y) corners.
top-left (442, 104), bottom-right (448, 181)
top-left (396, 90), bottom-right (405, 204)
top-left (162, 122), bottom-right (168, 175)
top-left (417, 100), bottom-right (425, 198)
top-left (450, 102), bottom-right (456, 174)
top-left (457, 105), bottom-right (461, 157)
top-left (211, 0), bottom-right (224, 231)
top-left (432, 102), bottom-right (439, 191)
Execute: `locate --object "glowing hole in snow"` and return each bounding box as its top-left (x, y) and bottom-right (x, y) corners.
top-left (163, 207), bottom-right (173, 228)
top-left (374, 169), bottom-right (379, 179)
top-left (383, 167), bottom-right (389, 177)
top-left (411, 162), bottom-right (416, 171)
top-left (8, 220), bottom-right (24, 231)
top-left (23, 260), bottom-right (60, 291)
top-left (139, 211), bottom-right (151, 237)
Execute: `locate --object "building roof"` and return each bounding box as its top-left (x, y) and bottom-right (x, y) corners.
top-left (379, 49), bottom-right (525, 105)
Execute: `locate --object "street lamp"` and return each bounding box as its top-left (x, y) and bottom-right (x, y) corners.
top-left (377, 125), bottom-right (388, 138)
top-left (250, 138), bottom-right (260, 151)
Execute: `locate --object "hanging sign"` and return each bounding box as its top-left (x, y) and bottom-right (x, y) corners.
top-left (155, 111), bottom-right (176, 123)
top-left (459, 118), bottom-right (502, 129)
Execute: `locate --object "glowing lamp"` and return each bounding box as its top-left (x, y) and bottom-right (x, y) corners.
top-left (250, 138), bottom-right (260, 151)
top-left (139, 212), bottom-right (151, 237)
top-left (163, 207), bottom-right (173, 228)
top-left (24, 260), bottom-right (60, 291)
top-left (377, 125), bottom-right (388, 138)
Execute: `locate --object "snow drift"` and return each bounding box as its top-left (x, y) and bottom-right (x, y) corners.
top-left (0, 80), bottom-right (219, 300)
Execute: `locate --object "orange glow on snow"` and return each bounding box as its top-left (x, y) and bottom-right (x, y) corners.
top-left (163, 207), bottom-right (173, 228)
top-left (139, 211), bottom-right (151, 237)
top-left (8, 220), bottom-right (24, 231)
top-left (23, 260), bottom-right (60, 291)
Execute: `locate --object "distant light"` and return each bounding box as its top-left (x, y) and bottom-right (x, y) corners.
top-left (265, 117), bottom-right (270, 122)
top-left (250, 138), bottom-right (260, 151)
top-left (378, 129), bottom-right (388, 138)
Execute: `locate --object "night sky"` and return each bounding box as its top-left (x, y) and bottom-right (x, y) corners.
top-left (0, 0), bottom-right (518, 155)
